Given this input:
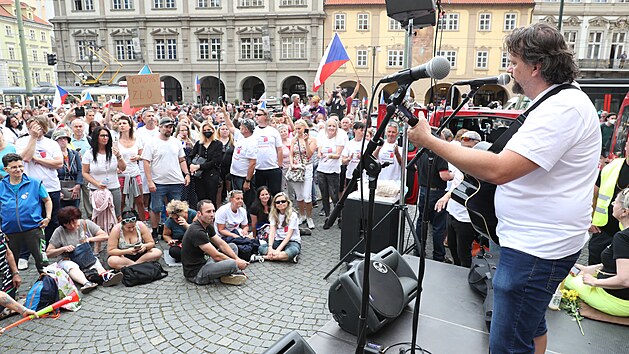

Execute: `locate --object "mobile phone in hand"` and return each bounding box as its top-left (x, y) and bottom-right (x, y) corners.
top-left (569, 265), bottom-right (581, 276)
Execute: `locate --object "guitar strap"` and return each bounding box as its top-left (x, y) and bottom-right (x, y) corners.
top-left (489, 83), bottom-right (577, 153)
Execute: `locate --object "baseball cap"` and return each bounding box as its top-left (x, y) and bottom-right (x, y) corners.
top-left (52, 127), bottom-right (72, 141)
top-left (159, 117), bottom-right (175, 126)
top-left (461, 131), bottom-right (481, 141)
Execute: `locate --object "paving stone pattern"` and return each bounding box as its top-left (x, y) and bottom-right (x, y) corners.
top-left (0, 208), bottom-right (590, 353)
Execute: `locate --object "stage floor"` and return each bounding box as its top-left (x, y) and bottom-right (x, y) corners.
top-left (309, 256), bottom-right (628, 354)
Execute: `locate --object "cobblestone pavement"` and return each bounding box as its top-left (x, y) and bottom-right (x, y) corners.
top-left (0, 206), bottom-right (590, 353)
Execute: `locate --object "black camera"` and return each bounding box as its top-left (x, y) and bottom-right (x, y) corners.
top-left (332, 90), bottom-right (338, 97)
top-left (75, 107), bottom-right (85, 117)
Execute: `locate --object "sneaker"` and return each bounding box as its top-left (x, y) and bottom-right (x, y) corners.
top-left (299, 214), bottom-right (306, 225)
top-left (80, 281), bottom-right (98, 294)
top-left (102, 271), bottom-right (123, 287)
top-left (18, 259), bottom-right (28, 271)
top-left (220, 274), bottom-right (247, 286)
top-left (306, 218), bottom-right (315, 229)
top-left (319, 210), bottom-right (326, 217)
top-left (249, 254), bottom-right (265, 263)
top-left (292, 255), bottom-right (299, 264)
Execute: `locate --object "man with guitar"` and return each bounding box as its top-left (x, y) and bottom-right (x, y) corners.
top-left (408, 23), bottom-right (601, 354)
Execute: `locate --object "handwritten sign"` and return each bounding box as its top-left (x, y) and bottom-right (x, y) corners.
top-left (127, 73), bottom-right (162, 107)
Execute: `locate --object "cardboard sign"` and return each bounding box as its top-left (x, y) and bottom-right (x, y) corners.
top-left (127, 73), bottom-right (162, 107)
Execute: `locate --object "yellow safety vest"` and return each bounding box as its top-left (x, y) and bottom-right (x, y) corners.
top-left (592, 158), bottom-right (626, 227)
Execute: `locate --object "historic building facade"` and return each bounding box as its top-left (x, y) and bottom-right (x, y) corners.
top-left (50, 0), bottom-right (325, 103)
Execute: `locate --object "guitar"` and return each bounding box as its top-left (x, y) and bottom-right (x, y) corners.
top-left (449, 84), bottom-right (577, 245)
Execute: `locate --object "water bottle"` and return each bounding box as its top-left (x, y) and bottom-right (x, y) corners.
top-left (548, 286), bottom-right (562, 310)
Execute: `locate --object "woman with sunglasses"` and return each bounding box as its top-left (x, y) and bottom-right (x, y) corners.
top-left (255, 192), bottom-right (301, 263)
top-left (163, 200), bottom-right (197, 263)
top-left (106, 209), bottom-right (162, 270)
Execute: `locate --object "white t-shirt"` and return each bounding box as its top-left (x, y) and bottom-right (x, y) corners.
top-left (446, 162), bottom-right (470, 223)
top-left (82, 150), bottom-right (121, 189)
top-left (135, 126), bottom-right (159, 174)
top-left (252, 126), bottom-right (282, 170)
top-left (342, 138), bottom-right (365, 180)
top-left (214, 204), bottom-right (248, 234)
top-left (495, 84), bottom-right (600, 259)
top-left (377, 141), bottom-right (401, 182)
top-left (317, 133), bottom-right (344, 174)
top-left (118, 139), bottom-right (144, 177)
top-left (15, 136), bottom-right (62, 192)
top-left (271, 212), bottom-right (301, 243)
top-left (141, 136), bottom-right (185, 185)
top-left (230, 130), bottom-right (257, 178)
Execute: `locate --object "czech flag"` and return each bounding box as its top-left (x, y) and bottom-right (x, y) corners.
top-left (79, 92), bottom-right (94, 106)
top-left (258, 92), bottom-right (267, 109)
top-left (363, 96), bottom-right (368, 107)
top-left (313, 33), bottom-right (349, 92)
top-left (122, 65), bottom-right (153, 115)
top-left (194, 75), bottom-right (201, 93)
top-left (52, 85), bottom-right (68, 108)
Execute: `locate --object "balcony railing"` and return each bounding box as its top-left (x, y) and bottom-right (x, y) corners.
top-left (578, 59), bottom-right (627, 70)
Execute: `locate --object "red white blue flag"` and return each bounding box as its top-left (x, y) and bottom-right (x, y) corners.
top-left (313, 33), bottom-right (349, 92)
top-left (79, 92), bottom-right (94, 106)
top-left (52, 85), bottom-right (68, 108)
top-left (194, 75), bottom-right (201, 93)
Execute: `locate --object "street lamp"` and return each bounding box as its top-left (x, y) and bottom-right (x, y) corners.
top-left (370, 46), bottom-right (381, 95)
top-left (212, 49), bottom-right (226, 101)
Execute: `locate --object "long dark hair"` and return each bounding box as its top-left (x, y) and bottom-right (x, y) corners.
top-left (118, 115), bottom-right (134, 140)
top-left (90, 126), bottom-right (113, 162)
top-left (250, 186), bottom-right (271, 217)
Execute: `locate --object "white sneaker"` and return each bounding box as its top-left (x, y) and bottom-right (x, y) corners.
top-left (249, 254), bottom-right (265, 263)
top-left (18, 258), bottom-right (28, 271)
top-left (306, 218), bottom-right (315, 230)
top-left (220, 273), bottom-right (247, 286)
top-left (299, 214), bottom-right (306, 224)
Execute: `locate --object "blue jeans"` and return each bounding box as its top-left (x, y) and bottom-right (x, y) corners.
top-left (415, 186), bottom-right (447, 261)
top-left (491, 247), bottom-right (580, 354)
top-left (259, 240), bottom-right (301, 259)
top-left (150, 184), bottom-right (183, 212)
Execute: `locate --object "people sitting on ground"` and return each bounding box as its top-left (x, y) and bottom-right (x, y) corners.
top-left (0, 231), bottom-right (21, 319)
top-left (163, 200), bottom-right (197, 263)
top-left (0, 153), bottom-right (51, 273)
top-left (254, 192), bottom-right (301, 263)
top-left (181, 200), bottom-right (249, 285)
top-left (565, 188), bottom-right (629, 316)
top-left (249, 186), bottom-right (271, 243)
top-left (107, 209), bottom-right (162, 270)
top-left (46, 206), bottom-right (123, 293)
top-left (215, 190), bottom-right (250, 239)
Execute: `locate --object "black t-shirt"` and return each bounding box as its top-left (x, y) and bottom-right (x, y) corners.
top-left (599, 228), bottom-right (629, 300)
top-left (327, 98), bottom-right (345, 119)
top-left (181, 220), bottom-right (215, 279)
top-left (595, 161), bottom-right (629, 235)
top-left (417, 153), bottom-right (449, 190)
top-left (249, 202), bottom-right (269, 228)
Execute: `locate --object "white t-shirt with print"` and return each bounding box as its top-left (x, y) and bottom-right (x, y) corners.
top-left (214, 204), bottom-right (248, 234)
top-left (270, 212), bottom-right (301, 243)
top-left (377, 141), bottom-right (401, 182)
top-left (230, 130), bottom-right (257, 178)
top-left (252, 126), bottom-right (282, 170)
top-left (317, 134), bottom-right (344, 174)
top-left (15, 136), bottom-right (62, 192)
top-left (342, 138), bottom-right (365, 180)
top-left (82, 150), bottom-right (121, 190)
top-left (141, 136), bottom-right (185, 185)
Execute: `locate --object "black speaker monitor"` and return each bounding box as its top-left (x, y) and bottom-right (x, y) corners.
top-left (386, 0), bottom-right (436, 24)
top-left (262, 331), bottom-right (316, 354)
top-left (328, 247), bottom-right (418, 335)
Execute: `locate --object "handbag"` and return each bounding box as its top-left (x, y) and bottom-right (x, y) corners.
top-left (286, 139), bottom-right (306, 183)
top-left (191, 155), bottom-right (207, 178)
top-left (69, 221), bottom-right (97, 270)
top-left (121, 261), bottom-right (168, 287)
top-left (60, 180), bottom-right (77, 200)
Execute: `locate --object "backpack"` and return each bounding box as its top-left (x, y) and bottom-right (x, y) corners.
top-left (120, 261), bottom-right (168, 287)
top-left (25, 274), bottom-right (60, 312)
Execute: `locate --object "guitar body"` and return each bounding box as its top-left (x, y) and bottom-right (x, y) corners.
top-left (450, 141), bottom-right (500, 245)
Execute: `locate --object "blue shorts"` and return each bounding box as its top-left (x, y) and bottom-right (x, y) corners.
top-left (490, 247), bottom-right (579, 354)
top-left (259, 240), bottom-right (301, 259)
top-left (150, 183), bottom-right (183, 212)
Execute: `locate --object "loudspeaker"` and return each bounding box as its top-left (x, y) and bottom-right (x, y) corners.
top-left (328, 247), bottom-right (418, 335)
top-left (341, 197), bottom-right (401, 262)
top-left (386, 0), bottom-right (436, 24)
top-left (262, 331), bottom-right (316, 354)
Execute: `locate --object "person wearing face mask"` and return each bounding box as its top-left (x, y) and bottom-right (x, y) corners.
top-left (189, 121), bottom-right (223, 207)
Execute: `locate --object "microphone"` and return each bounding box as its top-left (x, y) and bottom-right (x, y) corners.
top-left (380, 56), bottom-right (451, 84)
top-left (453, 73), bottom-right (511, 87)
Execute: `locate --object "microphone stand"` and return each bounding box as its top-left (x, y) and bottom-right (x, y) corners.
top-left (324, 82), bottom-right (410, 354)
